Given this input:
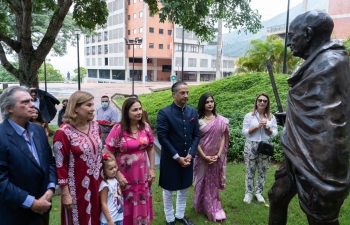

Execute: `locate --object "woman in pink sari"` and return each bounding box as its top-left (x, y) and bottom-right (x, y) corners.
top-left (193, 93), bottom-right (229, 222)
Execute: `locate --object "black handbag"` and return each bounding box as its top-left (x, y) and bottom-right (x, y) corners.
top-left (257, 141), bottom-right (274, 156)
top-left (255, 114), bottom-right (274, 156)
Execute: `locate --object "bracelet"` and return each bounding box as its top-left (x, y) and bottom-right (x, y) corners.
top-left (217, 154), bottom-right (220, 159)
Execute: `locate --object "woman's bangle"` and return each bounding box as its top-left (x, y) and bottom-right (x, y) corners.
top-left (217, 154), bottom-right (220, 159)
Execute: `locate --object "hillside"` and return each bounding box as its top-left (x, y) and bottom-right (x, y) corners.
top-left (117, 72), bottom-right (291, 162)
top-left (204, 0), bottom-right (328, 56)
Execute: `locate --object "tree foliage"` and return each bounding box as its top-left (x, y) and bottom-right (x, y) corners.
top-left (343, 37), bottom-right (350, 54)
top-left (72, 67), bottom-right (87, 82)
top-left (0, 0), bottom-right (108, 87)
top-left (235, 35), bottom-right (301, 74)
top-left (0, 62), bottom-right (18, 82)
top-left (145, 0), bottom-right (263, 42)
top-left (37, 63), bottom-right (65, 82)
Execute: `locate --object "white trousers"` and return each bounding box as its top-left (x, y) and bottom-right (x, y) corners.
top-left (163, 188), bottom-right (190, 222)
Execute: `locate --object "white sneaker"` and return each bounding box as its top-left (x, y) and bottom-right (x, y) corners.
top-left (256, 194), bottom-right (265, 203)
top-left (243, 194), bottom-right (253, 204)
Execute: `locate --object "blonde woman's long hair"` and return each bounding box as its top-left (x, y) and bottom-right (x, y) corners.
top-left (251, 92), bottom-right (273, 120)
top-left (63, 91), bottom-right (94, 126)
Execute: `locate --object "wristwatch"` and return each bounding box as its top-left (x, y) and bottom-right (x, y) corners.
top-left (265, 126), bottom-right (270, 130)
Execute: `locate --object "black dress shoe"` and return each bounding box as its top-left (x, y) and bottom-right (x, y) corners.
top-left (175, 216), bottom-right (194, 225)
top-left (166, 222), bottom-right (175, 225)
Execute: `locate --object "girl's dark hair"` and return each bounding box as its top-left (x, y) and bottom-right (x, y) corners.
top-left (197, 93), bottom-right (217, 119)
top-left (171, 81), bottom-right (187, 93)
top-left (102, 155), bottom-right (115, 182)
top-left (30, 107), bottom-right (46, 123)
top-left (120, 98), bottom-right (145, 134)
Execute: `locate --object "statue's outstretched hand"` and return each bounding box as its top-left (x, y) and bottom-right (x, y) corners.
top-left (275, 112), bottom-right (286, 127)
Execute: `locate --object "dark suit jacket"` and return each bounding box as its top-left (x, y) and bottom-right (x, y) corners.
top-left (0, 120), bottom-right (57, 225)
top-left (157, 102), bottom-right (200, 191)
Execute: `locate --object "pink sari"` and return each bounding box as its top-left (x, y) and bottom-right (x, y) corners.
top-left (193, 115), bottom-right (229, 221)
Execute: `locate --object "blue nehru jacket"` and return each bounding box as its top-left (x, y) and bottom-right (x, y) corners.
top-left (157, 102), bottom-right (200, 191)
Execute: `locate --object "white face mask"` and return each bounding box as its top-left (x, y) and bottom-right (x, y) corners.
top-left (101, 102), bottom-right (109, 109)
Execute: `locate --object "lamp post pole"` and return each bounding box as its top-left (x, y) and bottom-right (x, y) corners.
top-left (44, 58), bottom-right (50, 92)
top-left (75, 29), bottom-right (81, 90)
top-left (125, 38), bottom-right (142, 95)
top-left (44, 59), bottom-right (47, 92)
top-left (282, 0), bottom-right (290, 74)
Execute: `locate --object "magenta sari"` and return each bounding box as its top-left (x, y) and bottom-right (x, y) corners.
top-left (193, 115), bottom-right (229, 221)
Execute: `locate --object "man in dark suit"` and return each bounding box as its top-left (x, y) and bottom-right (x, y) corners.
top-left (0, 86), bottom-right (57, 225)
top-left (157, 81), bottom-right (200, 225)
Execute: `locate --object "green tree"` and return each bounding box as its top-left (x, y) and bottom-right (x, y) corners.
top-left (343, 37), bottom-right (350, 54)
top-left (0, 62), bottom-right (18, 82)
top-left (72, 67), bottom-right (87, 82)
top-left (0, 0), bottom-right (108, 87)
top-left (37, 63), bottom-right (64, 82)
top-left (145, 0), bottom-right (262, 42)
top-left (235, 35), bottom-right (301, 74)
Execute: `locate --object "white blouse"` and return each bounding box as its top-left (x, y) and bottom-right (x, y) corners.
top-left (242, 111), bottom-right (278, 142)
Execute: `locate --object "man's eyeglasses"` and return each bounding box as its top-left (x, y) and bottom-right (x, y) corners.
top-left (257, 99), bottom-right (268, 103)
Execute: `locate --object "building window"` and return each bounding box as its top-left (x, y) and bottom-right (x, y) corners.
top-left (133, 0), bottom-right (137, 3)
top-left (105, 58), bottom-right (108, 66)
top-left (88, 69), bottom-right (98, 78)
top-left (86, 36), bottom-right (90, 44)
top-left (149, 27), bottom-right (154, 33)
top-left (159, 44), bottom-right (163, 49)
top-left (104, 31), bottom-right (108, 41)
top-left (133, 13), bottom-right (136, 19)
top-left (104, 45), bottom-right (108, 54)
top-left (92, 46), bottom-right (96, 55)
top-left (86, 47), bottom-right (90, 55)
top-left (139, 27), bottom-right (143, 33)
top-left (168, 30), bottom-right (172, 35)
top-left (99, 70), bottom-right (110, 79)
top-left (98, 33), bottom-right (102, 42)
top-left (128, 30), bottom-right (130, 35)
top-left (133, 29), bottom-right (136, 34)
top-left (159, 29), bottom-right (163, 34)
top-left (149, 43), bottom-right (154, 49)
top-left (177, 44), bottom-right (182, 51)
top-left (139, 12), bottom-right (143, 17)
top-left (128, 15), bottom-right (130, 20)
top-left (190, 45), bottom-right (198, 52)
top-left (98, 45), bottom-right (102, 54)
top-left (92, 36), bottom-right (95, 43)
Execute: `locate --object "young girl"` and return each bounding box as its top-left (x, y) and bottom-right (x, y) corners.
top-left (30, 107), bottom-right (50, 137)
top-left (99, 154), bottom-right (124, 225)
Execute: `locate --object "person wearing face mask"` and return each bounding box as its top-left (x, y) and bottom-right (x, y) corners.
top-left (96, 95), bottom-right (119, 145)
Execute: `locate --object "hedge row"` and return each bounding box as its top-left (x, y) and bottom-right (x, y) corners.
top-left (116, 72), bottom-right (290, 162)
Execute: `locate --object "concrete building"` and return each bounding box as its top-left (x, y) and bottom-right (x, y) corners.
top-left (83, 0), bottom-right (236, 83)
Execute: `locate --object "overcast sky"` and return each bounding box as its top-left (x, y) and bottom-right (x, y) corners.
top-left (48, 0), bottom-right (303, 79)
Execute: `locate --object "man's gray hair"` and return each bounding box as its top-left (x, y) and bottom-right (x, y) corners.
top-left (0, 86), bottom-right (30, 120)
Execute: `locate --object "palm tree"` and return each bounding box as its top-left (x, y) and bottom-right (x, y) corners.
top-left (236, 35), bottom-right (301, 74)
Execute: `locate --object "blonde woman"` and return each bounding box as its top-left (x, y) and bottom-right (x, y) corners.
top-left (242, 93), bottom-right (278, 204)
top-left (53, 91), bottom-right (103, 225)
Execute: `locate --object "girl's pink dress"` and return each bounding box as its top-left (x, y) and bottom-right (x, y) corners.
top-left (105, 123), bottom-right (154, 225)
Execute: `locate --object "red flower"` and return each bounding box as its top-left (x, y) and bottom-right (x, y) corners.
top-left (102, 154), bottom-right (109, 160)
top-left (190, 118), bottom-right (195, 122)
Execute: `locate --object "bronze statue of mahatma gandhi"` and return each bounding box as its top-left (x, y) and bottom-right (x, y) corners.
top-left (269, 10), bottom-right (350, 225)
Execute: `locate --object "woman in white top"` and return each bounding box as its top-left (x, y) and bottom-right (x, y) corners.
top-left (242, 93), bottom-right (278, 204)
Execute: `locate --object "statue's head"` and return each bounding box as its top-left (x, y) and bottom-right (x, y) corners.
top-left (287, 10), bottom-right (334, 59)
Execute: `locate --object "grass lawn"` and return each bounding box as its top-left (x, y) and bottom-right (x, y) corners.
top-left (48, 163), bottom-right (350, 224)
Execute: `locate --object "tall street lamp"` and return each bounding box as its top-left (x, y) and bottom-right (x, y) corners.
top-left (125, 37), bottom-right (142, 95)
top-left (75, 29), bottom-right (81, 90)
top-left (44, 58), bottom-right (50, 92)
